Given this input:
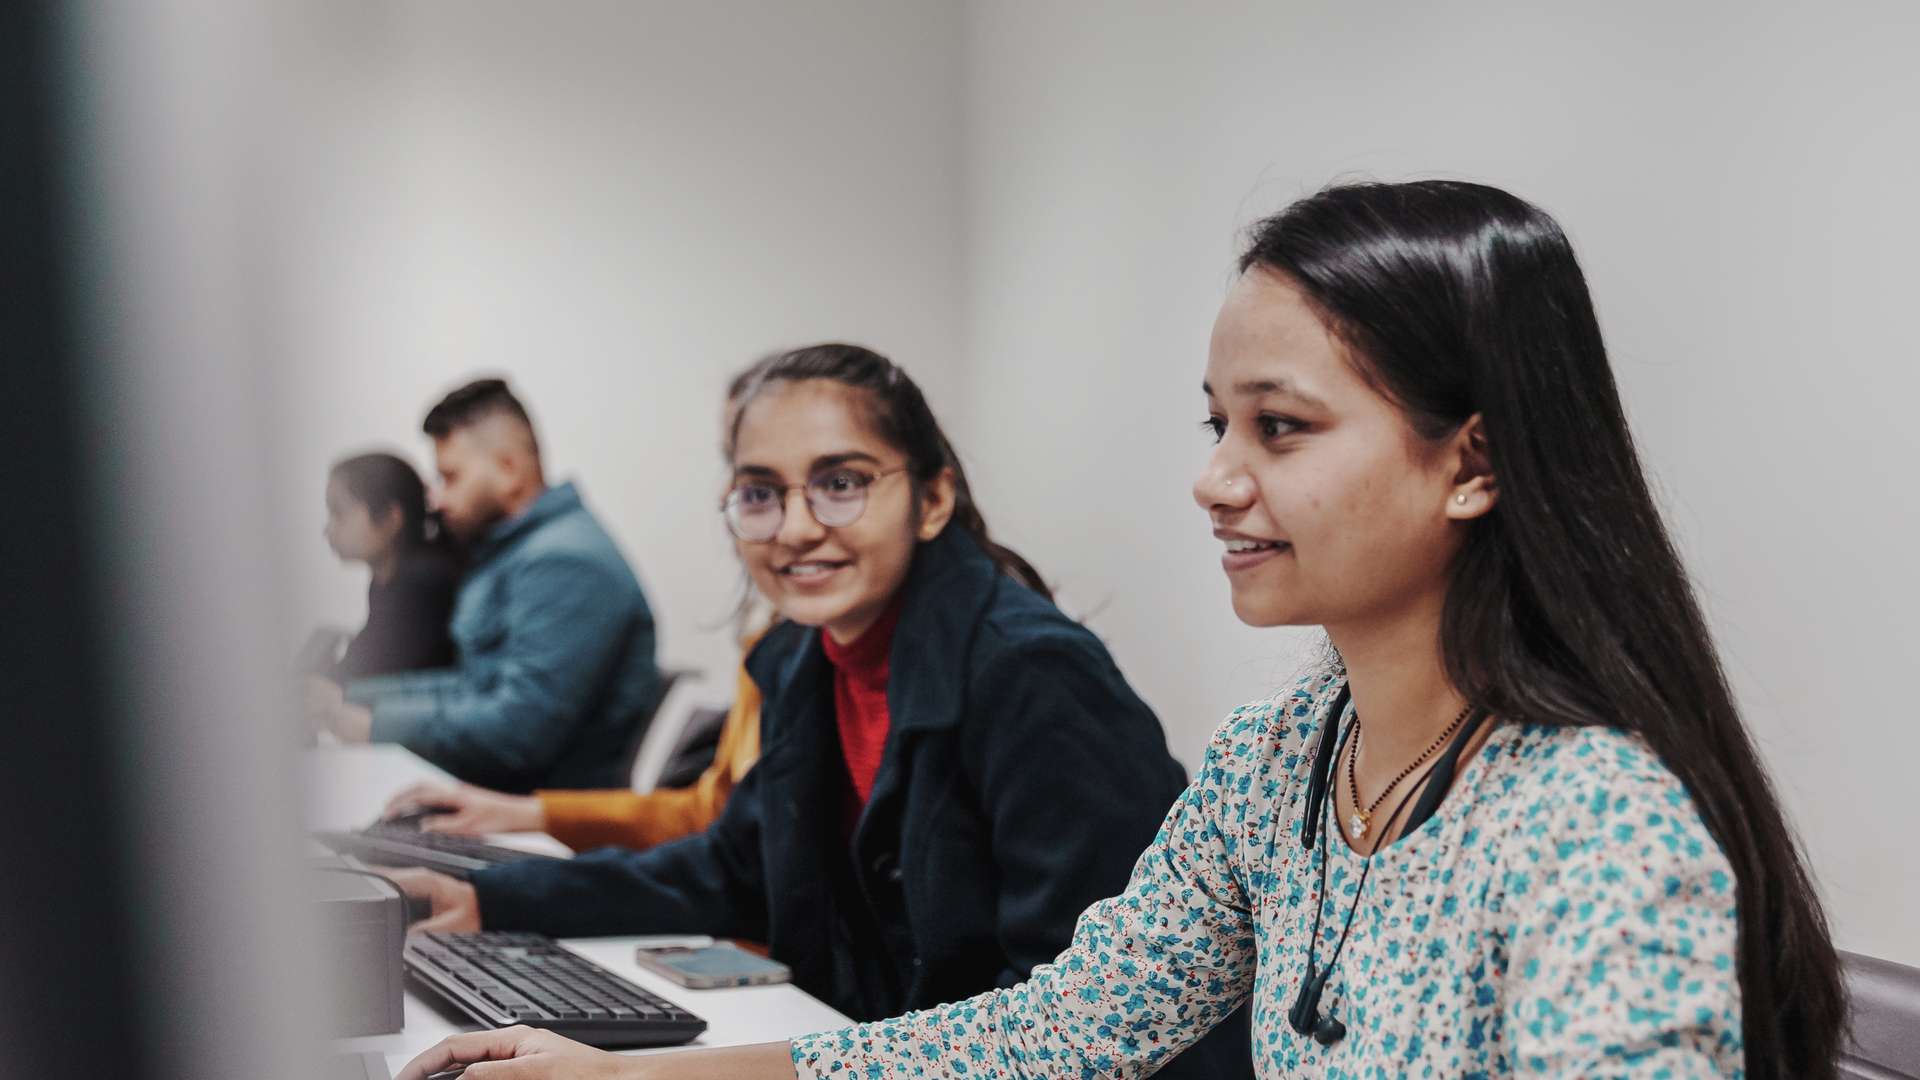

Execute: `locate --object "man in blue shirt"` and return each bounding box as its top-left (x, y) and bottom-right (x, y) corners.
top-left (309, 378), bottom-right (662, 792)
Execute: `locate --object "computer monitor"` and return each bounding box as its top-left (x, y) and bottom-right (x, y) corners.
top-left (0, 5), bottom-right (329, 1078)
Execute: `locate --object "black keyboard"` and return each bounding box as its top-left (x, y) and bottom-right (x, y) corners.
top-left (313, 821), bottom-right (565, 879)
top-left (406, 931), bottom-right (707, 1048)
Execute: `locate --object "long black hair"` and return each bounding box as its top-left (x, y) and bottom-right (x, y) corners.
top-left (329, 451), bottom-right (447, 555)
top-left (1239, 180), bottom-right (1842, 1077)
top-left (729, 343), bottom-right (1050, 600)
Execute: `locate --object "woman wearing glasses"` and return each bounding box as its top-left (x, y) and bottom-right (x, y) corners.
top-left (389, 344), bottom-right (1253, 1079)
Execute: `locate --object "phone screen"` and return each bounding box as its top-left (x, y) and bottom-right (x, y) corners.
top-left (641, 943), bottom-right (789, 987)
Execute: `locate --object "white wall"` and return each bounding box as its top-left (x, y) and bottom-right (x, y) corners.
top-left (955, 0), bottom-right (1920, 964)
top-left (274, 0), bottom-right (967, 687)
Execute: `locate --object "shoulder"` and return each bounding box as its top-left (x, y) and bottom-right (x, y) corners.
top-left (1503, 725), bottom-right (1717, 846)
top-left (1492, 723), bottom-right (1735, 910)
top-left (967, 579), bottom-right (1121, 682)
top-left (509, 514), bottom-right (636, 587)
top-left (951, 583), bottom-right (1176, 773)
top-left (393, 549), bottom-right (461, 592)
top-left (1194, 669), bottom-right (1342, 802)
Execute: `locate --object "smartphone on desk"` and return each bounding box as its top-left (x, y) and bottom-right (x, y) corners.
top-left (634, 941), bottom-right (790, 989)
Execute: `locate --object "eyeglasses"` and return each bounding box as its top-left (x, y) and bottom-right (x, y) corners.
top-left (721, 466), bottom-right (908, 542)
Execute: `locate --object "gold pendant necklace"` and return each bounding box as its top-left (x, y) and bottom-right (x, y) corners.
top-left (1345, 702), bottom-right (1471, 841)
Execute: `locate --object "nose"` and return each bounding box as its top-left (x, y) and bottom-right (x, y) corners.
top-left (773, 487), bottom-right (827, 548)
top-left (1193, 448), bottom-right (1255, 513)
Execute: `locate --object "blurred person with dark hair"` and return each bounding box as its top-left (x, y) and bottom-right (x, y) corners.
top-left (304, 451), bottom-right (460, 681)
top-left (308, 378), bottom-right (663, 792)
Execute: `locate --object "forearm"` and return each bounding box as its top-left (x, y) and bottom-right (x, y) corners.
top-left (630, 1041), bottom-right (797, 1078)
top-left (365, 683), bottom-right (572, 790)
top-left (538, 783), bottom-right (721, 851)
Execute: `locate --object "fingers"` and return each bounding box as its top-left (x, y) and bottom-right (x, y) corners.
top-left (418, 808), bottom-right (480, 835)
top-left (411, 877), bottom-right (481, 934)
top-left (380, 866), bottom-right (436, 898)
top-left (458, 1053), bottom-right (552, 1078)
top-left (412, 903), bottom-right (480, 934)
top-left (394, 1026), bottom-right (535, 1080)
top-left (385, 781), bottom-right (460, 820)
top-left (383, 784), bottom-right (431, 819)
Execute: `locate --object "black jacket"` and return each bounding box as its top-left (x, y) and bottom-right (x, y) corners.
top-left (331, 546), bottom-right (460, 680)
top-left (471, 530), bottom-right (1250, 1075)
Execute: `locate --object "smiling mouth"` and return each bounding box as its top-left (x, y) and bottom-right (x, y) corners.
top-left (1223, 539), bottom-right (1288, 554)
top-left (780, 560), bottom-right (849, 578)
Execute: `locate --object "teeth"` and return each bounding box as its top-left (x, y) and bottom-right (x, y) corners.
top-left (1225, 539), bottom-right (1279, 553)
top-left (784, 562), bottom-right (838, 577)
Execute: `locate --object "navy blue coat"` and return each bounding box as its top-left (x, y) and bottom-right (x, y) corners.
top-left (471, 529), bottom-right (1250, 1075)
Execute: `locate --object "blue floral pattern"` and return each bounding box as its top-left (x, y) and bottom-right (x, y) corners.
top-left (792, 670), bottom-right (1743, 1078)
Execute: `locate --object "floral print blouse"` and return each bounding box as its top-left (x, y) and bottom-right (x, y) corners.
top-left (792, 670), bottom-right (1743, 1078)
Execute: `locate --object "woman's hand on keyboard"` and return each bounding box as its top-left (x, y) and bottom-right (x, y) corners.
top-left (384, 780), bottom-right (547, 836)
top-left (396, 1026), bottom-right (636, 1079)
top-left (384, 867), bottom-right (483, 934)
top-left (397, 1028), bottom-right (803, 1080)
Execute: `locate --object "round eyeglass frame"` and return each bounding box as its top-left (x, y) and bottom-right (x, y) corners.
top-left (720, 466), bottom-right (909, 542)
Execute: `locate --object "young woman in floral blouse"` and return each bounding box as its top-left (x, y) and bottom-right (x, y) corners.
top-left (398, 180), bottom-right (1843, 1080)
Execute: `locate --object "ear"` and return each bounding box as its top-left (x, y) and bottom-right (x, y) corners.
top-left (493, 445), bottom-right (528, 488)
top-left (373, 503), bottom-right (406, 540)
top-left (915, 467), bottom-right (959, 541)
top-left (1444, 413), bottom-right (1498, 521)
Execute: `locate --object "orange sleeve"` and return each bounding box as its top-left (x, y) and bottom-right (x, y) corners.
top-left (536, 652), bottom-right (764, 852)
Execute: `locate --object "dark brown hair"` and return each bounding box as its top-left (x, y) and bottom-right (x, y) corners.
top-left (422, 377), bottom-right (539, 456)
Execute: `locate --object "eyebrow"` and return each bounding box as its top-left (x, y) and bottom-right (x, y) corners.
top-left (733, 450), bottom-right (886, 480)
top-left (1201, 377), bottom-right (1330, 412)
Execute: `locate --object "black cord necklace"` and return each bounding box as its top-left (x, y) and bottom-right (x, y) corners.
top-left (1289, 692), bottom-right (1492, 1048)
top-left (1288, 716), bottom-right (1424, 1046)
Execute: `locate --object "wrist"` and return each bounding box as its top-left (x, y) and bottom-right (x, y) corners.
top-left (335, 703), bottom-right (374, 743)
top-left (519, 795), bottom-right (547, 833)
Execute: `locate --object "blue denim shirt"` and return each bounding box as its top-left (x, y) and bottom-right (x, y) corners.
top-left (346, 482), bottom-right (661, 791)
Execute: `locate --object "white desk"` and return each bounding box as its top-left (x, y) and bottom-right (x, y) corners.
top-left (307, 744), bottom-right (853, 1072)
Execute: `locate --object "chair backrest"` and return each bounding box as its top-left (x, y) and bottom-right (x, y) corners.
top-left (615, 667), bottom-right (693, 785)
top-left (625, 671), bottom-right (728, 792)
top-left (652, 704), bottom-right (732, 791)
top-left (1841, 949), bottom-right (1920, 1079)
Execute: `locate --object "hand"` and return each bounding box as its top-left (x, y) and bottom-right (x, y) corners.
top-left (384, 867), bottom-right (483, 933)
top-left (325, 702), bottom-right (374, 743)
top-left (304, 675), bottom-right (344, 715)
top-left (303, 676), bottom-right (344, 738)
top-left (396, 1026), bottom-right (641, 1079)
top-left (396, 1030), bottom-right (800, 1080)
top-left (384, 780), bottom-right (546, 835)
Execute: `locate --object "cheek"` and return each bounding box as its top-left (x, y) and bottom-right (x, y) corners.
top-left (1289, 444), bottom-right (1400, 528)
top-left (1313, 458), bottom-right (1451, 583)
top-left (841, 518), bottom-right (918, 588)
top-left (734, 542), bottom-right (780, 591)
